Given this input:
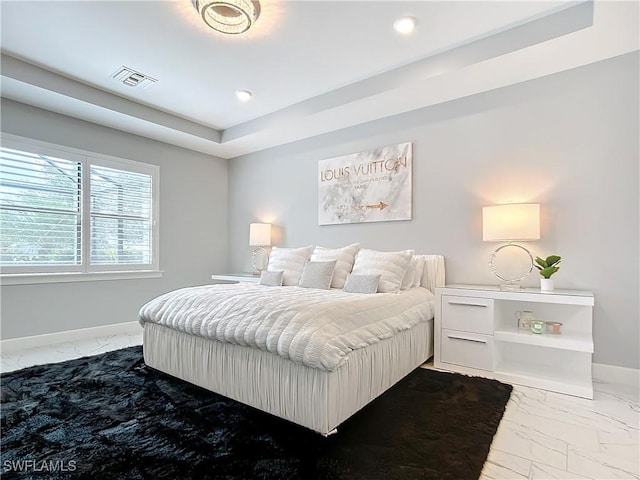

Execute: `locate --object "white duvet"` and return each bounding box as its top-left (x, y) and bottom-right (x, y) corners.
top-left (139, 284), bottom-right (434, 371)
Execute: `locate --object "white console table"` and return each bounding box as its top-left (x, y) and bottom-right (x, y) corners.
top-left (211, 273), bottom-right (260, 283)
top-left (434, 284), bottom-right (595, 399)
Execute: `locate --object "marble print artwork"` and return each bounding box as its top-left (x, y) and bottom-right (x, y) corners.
top-left (318, 142), bottom-right (412, 225)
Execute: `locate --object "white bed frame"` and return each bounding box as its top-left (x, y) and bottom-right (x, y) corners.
top-left (143, 254), bottom-right (445, 435)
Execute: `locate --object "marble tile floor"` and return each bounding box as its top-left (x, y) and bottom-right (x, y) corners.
top-left (0, 330), bottom-right (143, 374)
top-left (478, 377), bottom-right (639, 479)
top-left (1, 334), bottom-right (638, 480)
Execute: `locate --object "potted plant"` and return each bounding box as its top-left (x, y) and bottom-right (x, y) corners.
top-left (534, 255), bottom-right (561, 291)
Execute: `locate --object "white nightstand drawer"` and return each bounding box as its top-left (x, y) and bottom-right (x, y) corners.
top-left (441, 329), bottom-right (494, 371)
top-left (441, 295), bottom-right (494, 334)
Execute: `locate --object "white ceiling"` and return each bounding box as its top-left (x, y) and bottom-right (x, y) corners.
top-left (1, 1), bottom-right (638, 159)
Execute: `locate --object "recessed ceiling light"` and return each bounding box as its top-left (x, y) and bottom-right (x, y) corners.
top-left (394, 16), bottom-right (417, 35)
top-left (236, 90), bottom-right (253, 102)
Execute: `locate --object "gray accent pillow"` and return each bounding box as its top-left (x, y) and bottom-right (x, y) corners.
top-left (298, 260), bottom-right (337, 290)
top-left (259, 270), bottom-right (284, 286)
top-left (343, 273), bottom-right (382, 294)
top-left (310, 243), bottom-right (360, 289)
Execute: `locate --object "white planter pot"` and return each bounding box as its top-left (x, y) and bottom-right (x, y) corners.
top-left (540, 278), bottom-right (554, 292)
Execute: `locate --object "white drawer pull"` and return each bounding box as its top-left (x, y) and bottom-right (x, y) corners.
top-left (447, 300), bottom-right (487, 307)
top-left (447, 335), bottom-right (487, 344)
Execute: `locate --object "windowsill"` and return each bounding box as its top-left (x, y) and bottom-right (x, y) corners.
top-left (0, 270), bottom-right (164, 286)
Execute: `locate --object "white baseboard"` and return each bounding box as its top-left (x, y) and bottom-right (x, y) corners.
top-left (593, 362), bottom-right (640, 387)
top-left (1, 321), bottom-right (142, 354)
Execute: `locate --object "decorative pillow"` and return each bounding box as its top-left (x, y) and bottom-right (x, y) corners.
top-left (412, 255), bottom-right (426, 288)
top-left (401, 256), bottom-right (417, 290)
top-left (259, 270), bottom-right (284, 286)
top-left (351, 249), bottom-right (415, 293)
top-left (343, 274), bottom-right (381, 294)
top-left (267, 245), bottom-right (314, 286)
top-left (310, 243), bottom-right (360, 288)
top-left (298, 261), bottom-right (337, 290)
top-left (401, 255), bottom-right (426, 290)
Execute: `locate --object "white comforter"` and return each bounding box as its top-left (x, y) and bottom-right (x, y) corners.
top-left (139, 284), bottom-right (434, 371)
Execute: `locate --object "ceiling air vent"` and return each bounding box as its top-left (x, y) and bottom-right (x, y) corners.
top-left (111, 66), bottom-right (157, 88)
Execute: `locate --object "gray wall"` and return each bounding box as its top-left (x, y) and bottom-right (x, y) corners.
top-left (228, 53), bottom-right (639, 369)
top-left (0, 99), bottom-right (229, 339)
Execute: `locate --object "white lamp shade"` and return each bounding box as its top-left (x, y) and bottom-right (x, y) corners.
top-left (483, 204), bottom-right (540, 241)
top-left (249, 223), bottom-right (272, 246)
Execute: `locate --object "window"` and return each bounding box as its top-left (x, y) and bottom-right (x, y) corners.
top-left (0, 135), bottom-right (159, 278)
top-left (90, 164), bottom-right (153, 267)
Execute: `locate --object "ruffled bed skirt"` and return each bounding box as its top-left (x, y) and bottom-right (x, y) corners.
top-left (143, 319), bottom-right (433, 435)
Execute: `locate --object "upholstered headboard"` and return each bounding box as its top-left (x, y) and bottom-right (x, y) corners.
top-left (417, 254), bottom-right (446, 293)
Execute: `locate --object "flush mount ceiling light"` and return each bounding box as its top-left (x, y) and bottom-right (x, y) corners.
top-left (194, 0), bottom-right (260, 35)
top-left (393, 16), bottom-right (417, 34)
top-left (236, 89), bottom-right (253, 101)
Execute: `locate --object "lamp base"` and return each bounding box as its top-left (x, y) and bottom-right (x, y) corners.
top-left (252, 246), bottom-right (269, 273)
top-left (489, 242), bottom-right (534, 288)
top-left (499, 281), bottom-right (523, 291)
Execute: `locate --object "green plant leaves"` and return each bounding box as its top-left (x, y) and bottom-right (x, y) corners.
top-left (535, 256), bottom-right (547, 268)
top-left (539, 266), bottom-right (559, 279)
top-left (534, 254), bottom-right (561, 277)
top-left (546, 255), bottom-right (561, 267)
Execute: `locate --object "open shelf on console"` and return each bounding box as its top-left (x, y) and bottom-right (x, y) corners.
top-left (494, 326), bottom-right (593, 353)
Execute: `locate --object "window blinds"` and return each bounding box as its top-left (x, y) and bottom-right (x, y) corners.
top-left (90, 164), bottom-right (153, 265)
top-left (0, 147), bottom-right (82, 266)
top-left (0, 141), bottom-right (156, 273)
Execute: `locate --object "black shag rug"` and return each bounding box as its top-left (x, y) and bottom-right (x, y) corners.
top-left (1, 346), bottom-right (512, 480)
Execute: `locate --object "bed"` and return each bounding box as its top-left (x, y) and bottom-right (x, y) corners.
top-left (139, 252), bottom-right (445, 435)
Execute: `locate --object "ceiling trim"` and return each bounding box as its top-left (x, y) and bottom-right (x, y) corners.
top-left (2, 1), bottom-right (638, 160)
top-left (222, 1), bottom-right (594, 143)
top-left (0, 54), bottom-right (221, 144)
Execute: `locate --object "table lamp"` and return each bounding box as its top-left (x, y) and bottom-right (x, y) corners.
top-left (482, 203), bottom-right (540, 290)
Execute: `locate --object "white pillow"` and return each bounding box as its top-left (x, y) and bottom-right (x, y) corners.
top-left (298, 261), bottom-right (337, 290)
top-left (351, 249), bottom-right (415, 293)
top-left (412, 256), bottom-right (426, 288)
top-left (401, 255), bottom-right (426, 290)
top-left (401, 256), bottom-right (417, 290)
top-left (267, 245), bottom-right (314, 286)
top-left (310, 243), bottom-right (360, 288)
top-left (343, 273), bottom-right (381, 294)
top-left (259, 270), bottom-right (284, 286)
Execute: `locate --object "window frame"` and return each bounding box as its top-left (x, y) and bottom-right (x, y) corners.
top-left (0, 134), bottom-right (160, 282)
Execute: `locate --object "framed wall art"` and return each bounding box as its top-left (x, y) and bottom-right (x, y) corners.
top-left (318, 142), bottom-right (412, 225)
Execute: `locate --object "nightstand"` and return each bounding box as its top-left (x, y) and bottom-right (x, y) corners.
top-left (211, 273), bottom-right (260, 284)
top-left (434, 284), bottom-right (595, 398)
